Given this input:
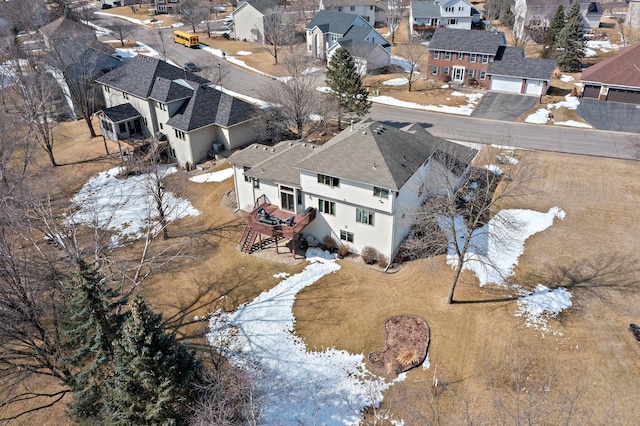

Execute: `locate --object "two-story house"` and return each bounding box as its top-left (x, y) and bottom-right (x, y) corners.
top-left (409, 0), bottom-right (480, 36)
top-left (306, 10), bottom-right (391, 70)
top-left (319, 0), bottom-right (387, 26)
top-left (230, 119), bottom-right (477, 261)
top-left (513, 0), bottom-right (603, 40)
top-left (427, 27), bottom-right (556, 96)
top-left (231, 0), bottom-right (279, 42)
top-left (96, 55), bottom-right (260, 167)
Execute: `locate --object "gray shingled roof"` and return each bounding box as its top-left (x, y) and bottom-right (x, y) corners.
top-left (337, 39), bottom-right (379, 57)
top-left (241, 0), bottom-right (278, 14)
top-left (487, 46), bottom-right (556, 80)
top-left (149, 77), bottom-right (195, 103)
top-left (40, 17), bottom-right (95, 40)
top-left (429, 27), bottom-right (505, 55)
top-left (305, 10), bottom-right (361, 35)
top-left (166, 86), bottom-right (259, 131)
top-left (411, 1), bottom-right (443, 18)
top-left (243, 141), bottom-right (319, 187)
top-left (295, 119), bottom-right (472, 191)
top-left (98, 103), bottom-right (141, 123)
top-left (96, 55), bottom-right (209, 99)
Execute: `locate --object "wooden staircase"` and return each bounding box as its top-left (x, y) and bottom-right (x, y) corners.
top-left (239, 226), bottom-right (258, 253)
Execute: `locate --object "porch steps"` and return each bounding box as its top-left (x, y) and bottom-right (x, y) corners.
top-left (239, 226), bottom-right (258, 254)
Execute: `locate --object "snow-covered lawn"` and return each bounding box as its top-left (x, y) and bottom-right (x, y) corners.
top-left (524, 95), bottom-right (590, 127)
top-left (584, 39), bottom-right (620, 57)
top-left (189, 168), bottom-right (234, 183)
top-left (208, 248), bottom-right (402, 425)
top-left (370, 91), bottom-right (483, 116)
top-left (236, 50), bottom-right (252, 56)
top-left (382, 77), bottom-right (409, 86)
top-left (442, 207), bottom-right (566, 287)
top-left (390, 56), bottom-right (415, 72)
top-left (516, 285), bottom-right (573, 332)
top-left (559, 74), bottom-right (575, 82)
top-left (525, 108), bottom-right (550, 124)
top-left (67, 166), bottom-right (199, 247)
top-left (553, 120), bottom-right (592, 128)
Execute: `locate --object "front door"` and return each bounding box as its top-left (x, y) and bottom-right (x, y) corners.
top-left (452, 66), bottom-right (465, 82)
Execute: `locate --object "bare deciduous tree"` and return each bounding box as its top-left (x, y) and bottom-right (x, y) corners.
top-left (387, 0), bottom-right (411, 44)
top-left (402, 147), bottom-right (537, 304)
top-left (104, 19), bottom-right (136, 47)
top-left (148, 26), bottom-right (174, 62)
top-left (396, 40), bottom-right (426, 91)
top-left (178, 0), bottom-right (211, 33)
top-left (261, 7), bottom-right (296, 65)
top-left (260, 51), bottom-right (329, 139)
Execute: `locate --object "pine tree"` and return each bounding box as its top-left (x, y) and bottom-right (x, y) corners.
top-left (326, 47), bottom-right (372, 129)
top-left (555, 2), bottom-right (585, 72)
top-left (104, 295), bottom-right (203, 425)
top-left (61, 258), bottom-right (126, 422)
top-left (543, 4), bottom-right (565, 59)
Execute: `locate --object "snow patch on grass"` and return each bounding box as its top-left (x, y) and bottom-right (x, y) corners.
top-left (515, 285), bottom-right (572, 332)
top-left (525, 108), bottom-right (550, 124)
top-left (189, 168), bottom-right (234, 183)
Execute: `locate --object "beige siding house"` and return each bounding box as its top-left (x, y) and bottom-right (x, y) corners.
top-left (231, 0), bottom-right (278, 42)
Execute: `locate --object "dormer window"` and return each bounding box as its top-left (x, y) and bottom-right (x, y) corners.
top-left (445, 6), bottom-right (454, 12)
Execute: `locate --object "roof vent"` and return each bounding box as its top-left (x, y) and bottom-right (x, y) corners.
top-left (261, 167), bottom-right (265, 173)
top-left (373, 162), bottom-right (377, 169)
top-left (271, 148), bottom-right (275, 152)
top-left (254, 145), bottom-right (259, 148)
top-left (362, 131), bottom-right (367, 135)
top-left (303, 143), bottom-right (307, 147)
top-left (311, 145), bottom-right (315, 149)
top-left (289, 142), bottom-right (293, 146)
top-left (264, 146), bottom-right (267, 150)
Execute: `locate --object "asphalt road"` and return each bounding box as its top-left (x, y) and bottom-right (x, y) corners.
top-left (104, 21), bottom-right (638, 161)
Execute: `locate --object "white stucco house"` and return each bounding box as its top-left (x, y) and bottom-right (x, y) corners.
top-left (305, 10), bottom-right (391, 70)
top-left (319, 0), bottom-right (387, 25)
top-left (96, 55), bottom-right (260, 167)
top-left (230, 119), bottom-right (477, 261)
top-left (409, 0), bottom-right (480, 36)
top-left (231, 0), bottom-right (279, 42)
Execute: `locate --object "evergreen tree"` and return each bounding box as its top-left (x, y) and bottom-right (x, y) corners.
top-left (543, 4), bottom-right (564, 59)
top-left (104, 295), bottom-right (203, 425)
top-left (325, 47), bottom-right (372, 129)
top-left (555, 2), bottom-right (585, 72)
top-left (61, 258), bottom-right (126, 422)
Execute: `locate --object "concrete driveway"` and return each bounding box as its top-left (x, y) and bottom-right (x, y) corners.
top-left (471, 92), bottom-right (539, 121)
top-left (576, 98), bottom-right (640, 133)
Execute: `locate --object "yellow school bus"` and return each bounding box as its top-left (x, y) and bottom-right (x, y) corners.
top-left (173, 30), bottom-right (199, 48)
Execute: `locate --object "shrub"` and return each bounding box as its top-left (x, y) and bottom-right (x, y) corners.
top-left (361, 246), bottom-right (378, 264)
top-left (323, 235), bottom-right (337, 251)
top-left (377, 253), bottom-right (388, 268)
top-left (337, 243), bottom-right (350, 258)
top-left (397, 349), bottom-right (419, 367)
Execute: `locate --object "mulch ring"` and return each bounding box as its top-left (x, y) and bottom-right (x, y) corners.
top-left (368, 314), bottom-right (430, 376)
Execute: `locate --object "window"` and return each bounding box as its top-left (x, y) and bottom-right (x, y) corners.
top-left (457, 52), bottom-right (463, 60)
top-left (122, 92), bottom-right (129, 99)
top-left (431, 65), bottom-right (439, 75)
top-left (467, 69), bottom-right (475, 78)
top-left (105, 86), bottom-right (110, 93)
top-left (433, 51), bottom-right (440, 59)
top-left (319, 199), bottom-right (335, 215)
top-left (481, 54), bottom-right (489, 64)
top-left (443, 67), bottom-right (450, 76)
top-left (479, 70), bottom-right (486, 80)
top-left (159, 123), bottom-right (163, 130)
top-left (169, 147), bottom-right (176, 158)
top-left (445, 6), bottom-right (454, 12)
top-left (253, 178), bottom-right (260, 188)
top-left (243, 166), bottom-right (251, 182)
top-left (449, 18), bottom-right (458, 25)
top-left (317, 174), bottom-right (339, 187)
top-left (356, 208), bottom-right (375, 225)
top-left (174, 129), bottom-right (185, 140)
top-left (158, 102), bottom-right (167, 111)
top-left (340, 230), bottom-right (354, 242)
top-left (373, 187), bottom-right (389, 198)
top-left (142, 117), bottom-right (147, 126)
top-left (350, 6), bottom-right (355, 11)
top-left (458, 6), bottom-right (464, 10)
top-left (338, 6), bottom-right (342, 11)
top-left (469, 53), bottom-right (477, 63)
top-left (118, 122), bottom-right (126, 133)
top-left (370, 5), bottom-right (373, 10)
top-left (444, 51), bottom-right (451, 60)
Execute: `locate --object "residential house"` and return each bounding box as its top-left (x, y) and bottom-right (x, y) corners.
top-left (96, 55), bottom-right (260, 166)
top-left (319, 0), bottom-right (387, 25)
top-left (581, 43), bottom-right (640, 104)
top-left (427, 27), bottom-right (555, 96)
top-left (154, 0), bottom-right (181, 14)
top-left (513, 0), bottom-right (603, 39)
top-left (306, 10), bottom-right (390, 70)
top-left (626, 0), bottom-right (640, 30)
top-left (231, 0), bottom-right (279, 42)
top-left (39, 17), bottom-right (97, 50)
top-left (230, 119), bottom-right (477, 261)
top-left (409, 0), bottom-right (480, 36)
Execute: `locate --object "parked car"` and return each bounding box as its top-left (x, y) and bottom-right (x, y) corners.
top-left (101, 4), bottom-right (113, 9)
top-left (184, 62), bottom-right (199, 72)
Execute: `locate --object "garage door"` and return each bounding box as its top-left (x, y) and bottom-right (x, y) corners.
top-left (582, 84), bottom-right (600, 99)
top-left (607, 88), bottom-right (640, 104)
top-left (490, 76), bottom-right (523, 93)
top-left (525, 79), bottom-right (544, 96)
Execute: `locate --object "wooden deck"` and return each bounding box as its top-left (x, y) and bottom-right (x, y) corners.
top-left (245, 202), bottom-right (316, 240)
